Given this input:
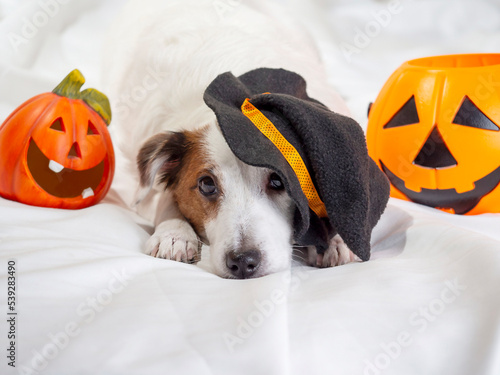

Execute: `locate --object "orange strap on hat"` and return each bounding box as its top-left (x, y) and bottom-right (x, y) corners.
top-left (241, 98), bottom-right (328, 218)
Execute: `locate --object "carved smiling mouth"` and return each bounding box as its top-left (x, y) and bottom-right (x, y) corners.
top-left (27, 139), bottom-right (105, 199)
top-left (380, 161), bottom-right (500, 214)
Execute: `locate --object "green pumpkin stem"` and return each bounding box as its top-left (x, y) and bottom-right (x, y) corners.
top-left (52, 69), bottom-right (85, 98)
top-left (52, 69), bottom-right (112, 126)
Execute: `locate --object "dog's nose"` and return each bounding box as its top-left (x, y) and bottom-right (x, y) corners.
top-left (226, 250), bottom-right (261, 279)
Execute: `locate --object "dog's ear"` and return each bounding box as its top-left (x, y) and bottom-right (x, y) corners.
top-left (136, 131), bottom-right (188, 195)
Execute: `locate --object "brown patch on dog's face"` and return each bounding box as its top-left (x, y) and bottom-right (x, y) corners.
top-left (137, 126), bottom-right (221, 242)
top-left (171, 127), bottom-right (221, 242)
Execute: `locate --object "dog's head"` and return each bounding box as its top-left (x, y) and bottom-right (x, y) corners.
top-left (137, 124), bottom-right (296, 278)
top-left (137, 68), bottom-right (390, 279)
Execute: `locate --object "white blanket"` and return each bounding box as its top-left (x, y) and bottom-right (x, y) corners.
top-left (1, 1), bottom-right (500, 374)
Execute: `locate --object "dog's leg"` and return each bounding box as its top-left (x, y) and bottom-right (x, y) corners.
top-left (145, 192), bottom-right (200, 263)
top-left (307, 234), bottom-right (361, 268)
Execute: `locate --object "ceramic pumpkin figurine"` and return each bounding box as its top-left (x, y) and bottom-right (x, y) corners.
top-left (367, 53), bottom-right (500, 215)
top-left (0, 69), bottom-right (115, 209)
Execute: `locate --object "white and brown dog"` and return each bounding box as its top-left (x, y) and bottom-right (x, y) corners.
top-left (105, 0), bottom-right (361, 278)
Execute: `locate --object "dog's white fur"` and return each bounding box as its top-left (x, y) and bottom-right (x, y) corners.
top-left (105, 0), bottom-right (359, 278)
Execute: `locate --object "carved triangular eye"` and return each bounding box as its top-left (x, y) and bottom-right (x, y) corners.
top-left (87, 121), bottom-right (99, 135)
top-left (50, 118), bottom-right (65, 132)
top-left (383, 95), bottom-right (420, 129)
top-left (452, 96), bottom-right (500, 131)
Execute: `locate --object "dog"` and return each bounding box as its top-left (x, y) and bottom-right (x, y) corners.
top-left (104, 0), bottom-right (361, 278)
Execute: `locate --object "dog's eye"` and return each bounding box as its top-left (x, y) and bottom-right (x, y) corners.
top-left (269, 173), bottom-right (284, 191)
top-left (198, 176), bottom-right (218, 196)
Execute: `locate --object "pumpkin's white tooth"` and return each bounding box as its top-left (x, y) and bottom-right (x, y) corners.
top-left (48, 160), bottom-right (64, 173)
top-left (82, 188), bottom-right (94, 199)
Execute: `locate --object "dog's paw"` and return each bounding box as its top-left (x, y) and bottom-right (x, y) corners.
top-left (145, 219), bottom-right (199, 263)
top-left (308, 234), bottom-right (360, 268)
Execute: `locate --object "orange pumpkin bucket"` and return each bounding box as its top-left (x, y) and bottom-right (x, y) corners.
top-left (0, 70), bottom-right (115, 209)
top-left (366, 54), bottom-right (500, 214)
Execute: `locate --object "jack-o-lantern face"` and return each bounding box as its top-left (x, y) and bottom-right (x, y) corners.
top-left (367, 54), bottom-right (500, 215)
top-left (0, 70), bottom-right (115, 209)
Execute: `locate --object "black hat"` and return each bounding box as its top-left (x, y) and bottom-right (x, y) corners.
top-left (203, 68), bottom-right (389, 261)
